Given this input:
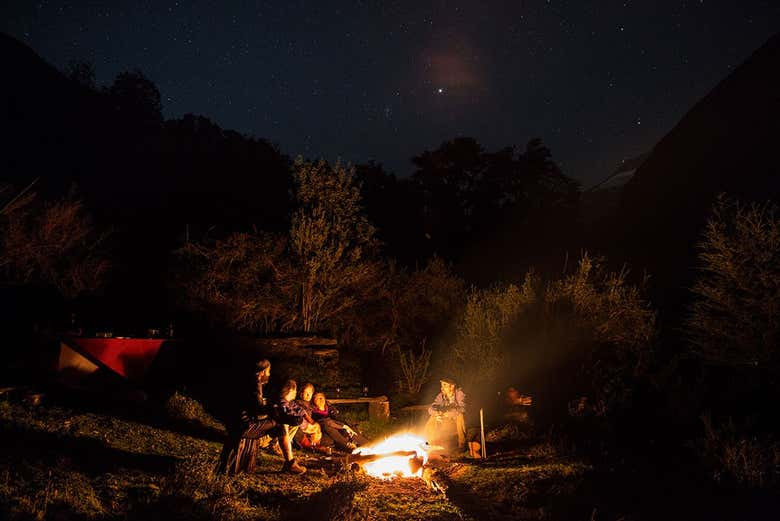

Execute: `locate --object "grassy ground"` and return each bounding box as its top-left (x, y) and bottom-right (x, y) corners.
top-left (0, 388), bottom-right (596, 521)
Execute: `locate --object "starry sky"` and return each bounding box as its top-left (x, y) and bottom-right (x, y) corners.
top-left (2, 1), bottom-right (779, 186)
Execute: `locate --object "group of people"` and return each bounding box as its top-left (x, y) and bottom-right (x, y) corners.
top-left (220, 359), bottom-right (532, 476)
top-left (219, 359), bottom-right (368, 476)
top-left (287, 381), bottom-right (369, 454)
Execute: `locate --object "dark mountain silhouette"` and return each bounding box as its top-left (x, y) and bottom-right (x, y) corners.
top-left (608, 31), bottom-right (780, 317)
top-left (1, 32), bottom-right (292, 328)
top-left (581, 152), bottom-right (649, 237)
top-left (589, 152), bottom-right (650, 193)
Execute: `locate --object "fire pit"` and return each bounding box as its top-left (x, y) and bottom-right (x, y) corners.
top-left (346, 433), bottom-right (430, 479)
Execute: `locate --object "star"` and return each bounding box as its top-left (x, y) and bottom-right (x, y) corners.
top-left (437, 87), bottom-right (444, 94)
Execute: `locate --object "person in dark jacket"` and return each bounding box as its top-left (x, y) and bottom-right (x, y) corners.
top-left (424, 377), bottom-right (467, 450)
top-left (311, 392), bottom-right (368, 451)
top-left (217, 360), bottom-right (306, 475)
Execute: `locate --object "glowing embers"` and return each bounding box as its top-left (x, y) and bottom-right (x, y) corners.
top-left (353, 433), bottom-right (429, 479)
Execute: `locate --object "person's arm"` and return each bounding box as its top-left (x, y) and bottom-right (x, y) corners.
top-left (296, 400), bottom-right (315, 424)
top-left (428, 393), bottom-right (444, 416)
top-left (448, 389), bottom-right (466, 416)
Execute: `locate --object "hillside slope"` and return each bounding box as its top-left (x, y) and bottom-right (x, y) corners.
top-left (611, 32), bottom-right (780, 313)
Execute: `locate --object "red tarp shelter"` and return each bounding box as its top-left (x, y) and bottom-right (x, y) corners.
top-left (58, 336), bottom-right (168, 384)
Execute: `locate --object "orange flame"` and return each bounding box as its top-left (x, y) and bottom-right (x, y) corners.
top-left (354, 433), bottom-right (428, 479)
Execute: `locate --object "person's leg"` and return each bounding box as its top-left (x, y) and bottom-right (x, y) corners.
top-left (320, 420), bottom-right (352, 450)
top-left (455, 413), bottom-right (466, 449)
top-left (292, 426), bottom-right (306, 447)
top-left (318, 429), bottom-right (335, 447)
top-left (279, 424), bottom-right (306, 474)
top-left (216, 430), bottom-right (242, 475)
top-left (279, 424), bottom-right (294, 460)
top-left (351, 431), bottom-right (369, 446)
top-left (424, 415), bottom-right (440, 444)
top-left (222, 418), bottom-right (278, 474)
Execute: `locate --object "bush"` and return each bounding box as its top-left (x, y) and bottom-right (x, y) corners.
top-left (0, 187), bottom-right (110, 298)
top-left (397, 341), bottom-right (431, 394)
top-left (544, 253), bottom-right (656, 415)
top-left (447, 272), bottom-right (537, 390)
top-left (687, 196), bottom-right (780, 370)
top-left (175, 232), bottom-right (294, 334)
top-left (434, 253), bottom-right (656, 417)
top-left (164, 392), bottom-right (224, 433)
top-left (545, 253), bottom-right (655, 354)
top-left (175, 158), bottom-right (384, 339)
top-left (701, 413), bottom-right (780, 488)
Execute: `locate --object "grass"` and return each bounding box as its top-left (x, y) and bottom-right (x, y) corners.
top-left (0, 389), bottom-right (592, 520)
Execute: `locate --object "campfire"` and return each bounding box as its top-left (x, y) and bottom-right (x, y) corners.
top-left (348, 433), bottom-right (430, 479)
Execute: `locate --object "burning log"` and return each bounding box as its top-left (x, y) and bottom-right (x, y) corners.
top-left (408, 455), bottom-right (424, 475)
top-left (346, 433), bottom-right (437, 479)
top-left (345, 450), bottom-right (417, 469)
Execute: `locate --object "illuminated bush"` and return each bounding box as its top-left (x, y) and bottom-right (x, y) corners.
top-left (447, 272), bottom-right (538, 390)
top-left (687, 196), bottom-right (780, 370)
top-left (701, 414), bottom-right (780, 488)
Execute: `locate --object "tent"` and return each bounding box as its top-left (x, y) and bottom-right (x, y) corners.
top-left (57, 336), bottom-right (168, 385)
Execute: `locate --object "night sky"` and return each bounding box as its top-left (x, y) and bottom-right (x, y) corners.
top-left (3, 1), bottom-right (779, 186)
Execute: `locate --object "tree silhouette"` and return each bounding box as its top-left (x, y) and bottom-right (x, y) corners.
top-left (64, 59), bottom-right (96, 90)
top-left (405, 136), bottom-right (580, 268)
top-left (108, 68), bottom-right (162, 125)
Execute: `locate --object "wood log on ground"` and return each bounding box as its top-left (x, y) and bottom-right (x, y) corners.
top-left (311, 348), bottom-right (338, 357)
top-left (329, 396), bottom-right (390, 420)
top-left (344, 450), bottom-right (417, 467)
top-left (258, 337), bottom-right (337, 351)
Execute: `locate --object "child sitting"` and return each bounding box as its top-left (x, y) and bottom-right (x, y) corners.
top-left (311, 392), bottom-right (369, 451)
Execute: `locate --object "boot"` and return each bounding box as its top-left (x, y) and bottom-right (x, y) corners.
top-left (313, 445), bottom-right (332, 455)
top-left (281, 458), bottom-right (306, 475)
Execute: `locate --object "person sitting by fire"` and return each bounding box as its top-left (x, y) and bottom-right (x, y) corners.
top-left (275, 380), bottom-right (310, 437)
top-left (504, 386), bottom-right (533, 423)
top-left (217, 359), bottom-right (306, 475)
top-left (311, 391), bottom-right (369, 452)
top-left (291, 382), bottom-right (327, 452)
top-left (424, 377), bottom-right (467, 451)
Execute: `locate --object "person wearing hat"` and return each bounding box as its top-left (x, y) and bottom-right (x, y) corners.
top-left (424, 377), bottom-right (467, 450)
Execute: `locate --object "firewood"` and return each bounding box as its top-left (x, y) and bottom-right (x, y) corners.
top-left (344, 450), bottom-right (417, 467)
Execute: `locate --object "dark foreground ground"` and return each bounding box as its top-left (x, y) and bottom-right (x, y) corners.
top-left (0, 387), bottom-right (777, 520)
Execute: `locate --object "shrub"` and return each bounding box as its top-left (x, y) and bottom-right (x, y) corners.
top-left (687, 196), bottom-right (780, 370)
top-left (544, 253), bottom-right (656, 415)
top-left (447, 272), bottom-right (537, 390)
top-left (176, 158), bottom-right (384, 339)
top-left (175, 232), bottom-right (294, 333)
top-left (397, 340), bottom-right (432, 394)
top-left (164, 392), bottom-right (224, 433)
top-left (545, 253), bottom-right (655, 354)
top-left (701, 413), bottom-right (780, 488)
top-left (0, 186), bottom-right (110, 298)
